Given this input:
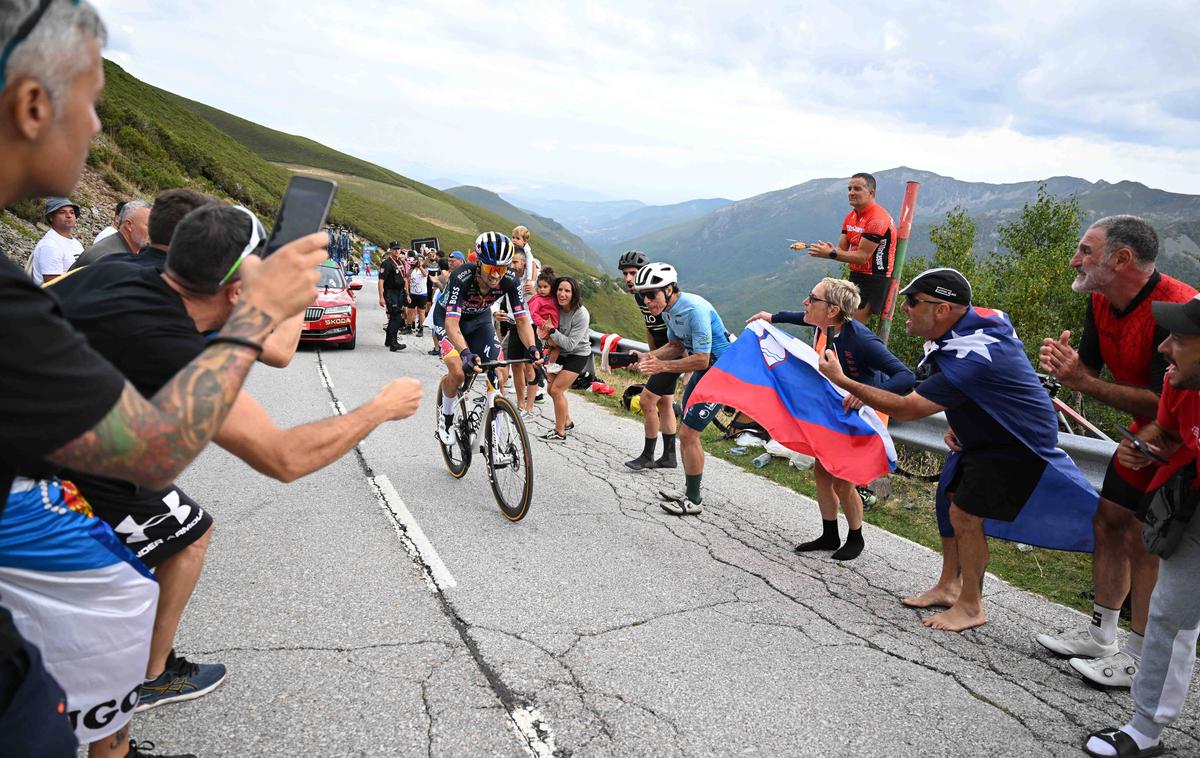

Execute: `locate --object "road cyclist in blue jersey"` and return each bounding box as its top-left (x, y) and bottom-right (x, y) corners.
top-left (629, 263), bottom-right (730, 515)
top-left (432, 232), bottom-right (542, 445)
top-left (749, 277), bottom-right (914, 559)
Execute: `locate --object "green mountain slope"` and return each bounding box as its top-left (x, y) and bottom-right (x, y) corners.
top-left (88, 59), bottom-right (642, 336)
top-left (444, 186), bottom-right (607, 269)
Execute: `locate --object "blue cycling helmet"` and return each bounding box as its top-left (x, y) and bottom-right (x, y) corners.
top-left (474, 231), bottom-right (514, 266)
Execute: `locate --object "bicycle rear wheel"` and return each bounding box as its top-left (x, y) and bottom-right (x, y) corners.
top-left (436, 386), bottom-right (470, 478)
top-left (485, 396), bottom-right (533, 521)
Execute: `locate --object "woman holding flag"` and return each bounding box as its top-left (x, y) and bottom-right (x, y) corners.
top-left (749, 277), bottom-right (914, 559)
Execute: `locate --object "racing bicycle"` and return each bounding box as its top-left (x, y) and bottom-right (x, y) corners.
top-left (435, 358), bottom-right (534, 521)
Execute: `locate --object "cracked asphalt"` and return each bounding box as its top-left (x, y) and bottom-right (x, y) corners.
top-left (133, 297), bottom-right (1200, 757)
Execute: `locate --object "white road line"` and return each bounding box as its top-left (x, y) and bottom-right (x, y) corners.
top-left (371, 474), bottom-right (457, 591)
top-left (317, 361), bottom-right (335, 390)
top-left (510, 707), bottom-right (557, 758)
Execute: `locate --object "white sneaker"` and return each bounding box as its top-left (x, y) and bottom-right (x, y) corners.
top-left (545, 363), bottom-right (563, 374)
top-left (1035, 627), bottom-right (1118, 658)
top-left (1069, 651), bottom-right (1137, 688)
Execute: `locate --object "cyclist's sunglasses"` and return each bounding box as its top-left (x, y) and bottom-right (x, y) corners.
top-left (480, 263), bottom-right (507, 277)
top-left (218, 206), bottom-right (266, 286)
top-left (0, 0), bottom-right (71, 91)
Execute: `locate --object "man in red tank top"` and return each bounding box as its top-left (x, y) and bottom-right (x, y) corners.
top-left (1037, 216), bottom-right (1197, 690)
top-left (804, 172), bottom-right (896, 324)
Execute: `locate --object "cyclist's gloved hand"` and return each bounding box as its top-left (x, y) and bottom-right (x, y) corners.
top-left (460, 349), bottom-right (481, 373)
top-left (525, 344), bottom-right (543, 364)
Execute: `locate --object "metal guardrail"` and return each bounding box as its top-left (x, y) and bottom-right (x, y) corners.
top-left (588, 330), bottom-right (1116, 490)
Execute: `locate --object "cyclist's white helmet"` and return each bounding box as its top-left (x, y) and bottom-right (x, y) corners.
top-left (632, 262), bottom-right (678, 292)
top-left (474, 231), bottom-right (514, 266)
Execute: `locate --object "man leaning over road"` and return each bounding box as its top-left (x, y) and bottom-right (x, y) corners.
top-left (28, 196), bottom-right (84, 283)
top-left (1082, 294), bottom-right (1200, 758)
top-left (50, 203), bottom-right (422, 712)
top-left (801, 172), bottom-right (897, 324)
top-left (1036, 216), bottom-right (1196, 689)
top-left (0, 2), bottom-right (326, 754)
top-left (70, 197), bottom-right (150, 269)
top-left (618, 250), bottom-right (679, 470)
top-left (819, 269), bottom-right (1081, 632)
top-left (630, 263), bottom-right (730, 514)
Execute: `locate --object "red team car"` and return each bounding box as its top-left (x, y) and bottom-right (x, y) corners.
top-left (301, 260), bottom-right (362, 349)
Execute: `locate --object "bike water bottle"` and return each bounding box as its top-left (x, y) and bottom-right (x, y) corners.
top-left (752, 453), bottom-right (772, 469)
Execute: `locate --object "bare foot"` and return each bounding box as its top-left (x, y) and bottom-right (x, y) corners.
top-left (901, 585), bottom-right (960, 608)
top-left (922, 604), bottom-right (986, 632)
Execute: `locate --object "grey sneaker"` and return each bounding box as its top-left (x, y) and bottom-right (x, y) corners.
top-left (1070, 651), bottom-right (1137, 688)
top-left (659, 488), bottom-right (702, 515)
top-left (1035, 627), bottom-right (1118, 658)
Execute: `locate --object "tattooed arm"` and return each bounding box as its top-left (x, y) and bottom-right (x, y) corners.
top-left (44, 234), bottom-right (328, 489)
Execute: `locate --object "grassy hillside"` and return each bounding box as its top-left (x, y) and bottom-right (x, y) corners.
top-left (87, 59), bottom-right (643, 336)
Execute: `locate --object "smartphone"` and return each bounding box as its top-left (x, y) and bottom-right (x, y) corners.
top-left (825, 326), bottom-right (837, 358)
top-left (1118, 426), bottom-right (1169, 465)
top-left (262, 175), bottom-right (337, 257)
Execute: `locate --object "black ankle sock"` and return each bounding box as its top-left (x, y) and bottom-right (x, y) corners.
top-left (832, 528), bottom-right (864, 561)
top-left (661, 433), bottom-right (676, 454)
top-left (795, 519), bottom-right (840, 552)
top-left (641, 437), bottom-right (657, 459)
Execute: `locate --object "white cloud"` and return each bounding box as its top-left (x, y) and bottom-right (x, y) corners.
top-left (90, 0), bottom-right (1199, 203)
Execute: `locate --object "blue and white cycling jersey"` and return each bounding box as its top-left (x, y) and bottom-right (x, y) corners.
top-left (663, 292), bottom-right (730, 362)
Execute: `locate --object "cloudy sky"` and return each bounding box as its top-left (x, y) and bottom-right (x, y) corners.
top-left (93, 0), bottom-right (1200, 204)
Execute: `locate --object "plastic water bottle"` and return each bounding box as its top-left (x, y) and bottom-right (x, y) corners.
top-left (728, 446), bottom-right (748, 455)
top-left (752, 453), bottom-right (772, 469)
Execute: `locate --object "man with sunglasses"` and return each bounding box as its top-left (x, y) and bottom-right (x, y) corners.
top-left (48, 204), bottom-right (423, 715)
top-left (433, 231), bottom-right (540, 444)
top-left (0, 2), bottom-right (328, 755)
top-left (819, 269), bottom-right (1090, 632)
top-left (630, 262), bottom-right (730, 515)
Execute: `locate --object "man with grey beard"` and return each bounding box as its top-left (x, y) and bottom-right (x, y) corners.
top-left (71, 198), bottom-right (151, 269)
top-left (1036, 216), bottom-right (1196, 690)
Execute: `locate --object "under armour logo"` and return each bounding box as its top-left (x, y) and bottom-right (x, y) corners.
top-left (114, 490), bottom-right (191, 544)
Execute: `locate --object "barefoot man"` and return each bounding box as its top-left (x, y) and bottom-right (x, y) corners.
top-left (819, 268), bottom-right (1097, 632)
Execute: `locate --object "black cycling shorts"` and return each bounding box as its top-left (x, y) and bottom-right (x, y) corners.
top-left (433, 308), bottom-right (500, 363)
top-left (645, 371), bottom-right (681, 397)
top-left (680, 369), bottom-right (720, 432)
top-left (556, 353), bottom-right (590, 375)
top-left (849, 271), bottom-right (891, 315)
top-left (407, 293), bottom-right (428, 309)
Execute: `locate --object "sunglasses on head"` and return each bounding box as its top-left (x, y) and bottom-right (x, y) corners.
top-left (0, 0), bottom-right (68, 91)
top-left (218, 206), bottom-right (266, 286)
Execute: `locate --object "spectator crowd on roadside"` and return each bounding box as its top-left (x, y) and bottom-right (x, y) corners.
top-left (2, 3), bottom-right (1199, 758)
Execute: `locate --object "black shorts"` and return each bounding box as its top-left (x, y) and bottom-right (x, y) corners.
top-left (408, 293), bottom-right (428, 309)
top-left (645, 371), bottom-right (681, 397)
top-left (946, 452), bottom-right (1046, 523)
top-left (89, 485), bottom-right (213, 569)
top-left (849, 271), bottom-right (891, 315)
top-left (681, 369), bottom-right (720, 432)
top-left (433, 309), bottom-right (500, 362)
top-left (557, 352), bottom-right (590, 375)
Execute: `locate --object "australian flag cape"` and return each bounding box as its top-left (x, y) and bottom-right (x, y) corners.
top-left (686, 321), bottom-right (895, 485)
top-left (925, 307), bottom-right (1098, 552)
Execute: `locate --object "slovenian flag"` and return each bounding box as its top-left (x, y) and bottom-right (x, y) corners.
top-left (926, 308), bottom-right (1099, 552)
top-left (686, 321), bottom-right (895, 485)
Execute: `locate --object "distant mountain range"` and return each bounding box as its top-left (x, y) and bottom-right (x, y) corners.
top-left (611, 167), bottom-right (1200, 324)
top-left (510, 196), bottom-right (734, 261)
top-left (443, 186), bottom-right (608, 270)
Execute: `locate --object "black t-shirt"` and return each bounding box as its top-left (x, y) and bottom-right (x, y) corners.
top-left (380, 257), bottom-right (406, 292)
top-left (0, 256), bottom-right (126, 663)
top-left (96, 246), bottom-right (167, 271)
top-left (48, 262), bottom-right (206, 505)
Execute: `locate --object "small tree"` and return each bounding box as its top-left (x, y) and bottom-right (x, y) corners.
top-left (982, 185), bottom-right (1085, 363)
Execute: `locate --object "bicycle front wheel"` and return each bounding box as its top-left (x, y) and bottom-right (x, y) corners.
top-left (436, 386), bottom-right (470, 478)
top-left (485, 396), bottom-right (533, 521)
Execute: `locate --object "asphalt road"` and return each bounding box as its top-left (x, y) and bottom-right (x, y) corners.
top-left (133, 294), bottom-right (1200, 757)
